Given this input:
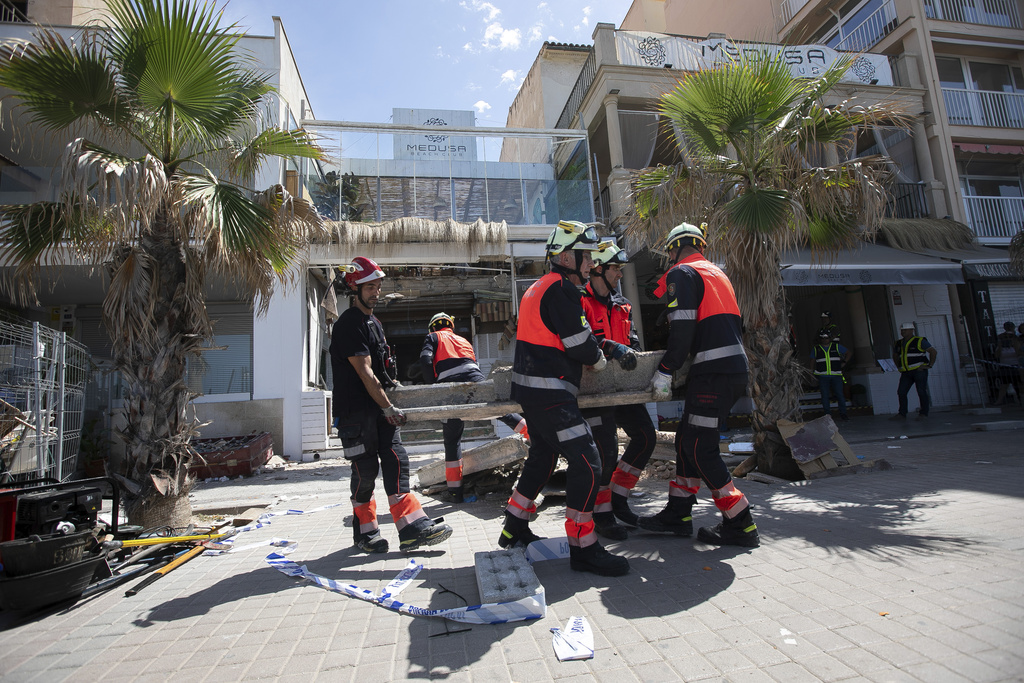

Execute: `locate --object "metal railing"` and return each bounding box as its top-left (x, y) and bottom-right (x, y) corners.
top-left (941, 88), bottom-right (1024, 128)
top-left (886, 182), bottom-right (930, 219)
top-left (835, 0), bottom-right (899, 52)
top-left (0, 1), bottom-right (28, 23)
top-left (962, 195), bottom-right (1024, 242)
top-left (776, 0), bottom-right (810, 30)
top-left (0, 320), bottom-right (91, 483)
top-left (924, 0), bottom-right (1022, 27)
top-left (555, 50), bottom-right (597, 131)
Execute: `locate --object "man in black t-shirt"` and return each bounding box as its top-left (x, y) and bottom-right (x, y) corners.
top-left (330, 256), bottom-right (453, 554)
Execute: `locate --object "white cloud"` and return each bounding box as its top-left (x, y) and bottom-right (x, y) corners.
top-left (582, 6), bottom-right (592, 27)
top-left (538, 1), bottom-right (548, 8)
top-left (463, 42), bottom-right (474, 51)
top-left (460, 0), bottom-right (501, 21)
top-left (527, 25), bottom-right (542, 42)
top-left (500, 69), bottom-right (518, 84)
top-left (474, 100), bottom-right (492, 114)
top-left (483, 22), bottom-right (522, 50)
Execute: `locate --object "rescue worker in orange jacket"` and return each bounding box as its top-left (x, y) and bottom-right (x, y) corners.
top-left (499, 221), bottom-right (635, 577)
top-left (419, 312), bottom-right (528, 503)
top-left (579, 242), bottom-right (657, 540)
top-left (330, 256), bottom-right (453, 554)
top-left (643, 223), bottom-right (760, 548)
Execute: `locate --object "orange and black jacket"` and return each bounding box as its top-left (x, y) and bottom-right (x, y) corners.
top-left (581, 283), bottom-right (641, 349)
top-left (658, 253), bottom-right (748, 377)
top-left (512, 271), bottom-right (603, 405)
top-left (419, 328), bottom-right (485, 383)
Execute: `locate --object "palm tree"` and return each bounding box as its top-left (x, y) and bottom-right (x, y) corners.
top-left (628, 51), bottom-right (908, 477)
top-left (0, 0), bottom-right (325, 527)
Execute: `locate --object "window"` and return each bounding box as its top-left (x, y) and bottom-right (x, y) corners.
top-left (185, 306), bottom-right (253, 396)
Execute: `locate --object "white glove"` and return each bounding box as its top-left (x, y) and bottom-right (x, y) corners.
top-left (588, 354), bottom-right (608, 372)
top-left (382, 404), bottom-right (407, 427)
top-left (650, 371), bottom-right (672, 400)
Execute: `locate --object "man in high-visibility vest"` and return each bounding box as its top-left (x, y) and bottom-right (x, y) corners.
top-left (811, 329), bottom-right (853, 421)
top-left (499, 220), bottom-right (636, 577)
top-left (419, 312), bottom-right (528, 503)
top-left (643, 222), bottom-right (759, 548)
top-left (579, 242), bottom-right (654, 539)
top-left (890, 321), bottom-right (937, 421)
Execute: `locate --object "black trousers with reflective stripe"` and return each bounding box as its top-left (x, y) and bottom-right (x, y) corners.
top-left (442, 418), bottom-right (465, 464)
top-left (338, 408), bottom-right (410, 503)
top-left (675, 374), bottom-right (747, 491)
top-left (582, 407), bottom-right (617, 487)
top-left (615, 403), bottom-right (657, 472)
top-left (515, 401), bottom-right (601, 515)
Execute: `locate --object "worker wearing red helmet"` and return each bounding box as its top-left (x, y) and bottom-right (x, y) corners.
top-left (643, 222), bottom-right (759, 548)
top-left (419, 312), bottom-right (528, 503)
top-left (579, 242), bottom-right (656, 540)
top-left (499, 221), bottom-right (634, 577)
top-left (330, 256), bottom-right (453, 554)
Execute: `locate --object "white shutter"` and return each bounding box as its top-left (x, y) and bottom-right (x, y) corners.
top-left (988, 282), bottom-right (1024, 325)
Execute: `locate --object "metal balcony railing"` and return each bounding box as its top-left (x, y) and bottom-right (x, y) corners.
top-left (555, 50), bottom-right (596, 131)
top-left (942, 88), bottom-right (1024, 128)
top-left (886, 182), bottom-right (930, 219)
top-left (924, 0), bottom-right (1022, 27)
top-left (835, 0), bottom-right (899, 52)
top-left (776, 0), bottom-right (810, 30)
top-left (962, 195), bottom-right (1024, 242)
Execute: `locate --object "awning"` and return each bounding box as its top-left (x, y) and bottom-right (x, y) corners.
top-left (781, 242), bottom-right (964, 286)
top-left (904, 245), bottom-right (1020, 281)
top-left (954, 143), bottom-right (1024, 155)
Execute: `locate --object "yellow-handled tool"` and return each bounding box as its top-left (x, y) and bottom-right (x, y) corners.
top-left (106, 529), bottom-right (236, 548)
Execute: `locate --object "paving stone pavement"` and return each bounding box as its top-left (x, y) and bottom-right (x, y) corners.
top-left (1, 409), bottom-right (1022, 682)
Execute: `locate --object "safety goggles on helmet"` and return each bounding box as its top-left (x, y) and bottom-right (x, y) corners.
top-left (592, 241), bottom-right (629, 267)
top-left (546, 220), bottom-right (600, 256)
top-left (664, 221), bottom-right (708, 252)
top-left (428, 312), bottom-right (455, 332)
top-left (341, 256), bottom-right (385, 288)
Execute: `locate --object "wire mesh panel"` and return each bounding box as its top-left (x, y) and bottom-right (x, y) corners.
top-left (0, 320), bottom-right (90, 483)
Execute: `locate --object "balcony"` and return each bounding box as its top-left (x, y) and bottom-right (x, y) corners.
top-left (834, 0), bottom-right (899, 52)
top-left (942, 88), bottom-right (1024, 128)
top-left (776, 0), bottom-right (811, 31)
top-left (962, 195), bottom-right (1024, 243)
top-left (924, 0), bottom-right (1022, 27)
top-left (886, 182), bottom-right (930, 219)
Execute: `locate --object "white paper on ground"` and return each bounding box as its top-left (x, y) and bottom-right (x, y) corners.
top-left (728, 442), bottom-right (755, 453)
top-left (551, 615), bottom-right (595, 661)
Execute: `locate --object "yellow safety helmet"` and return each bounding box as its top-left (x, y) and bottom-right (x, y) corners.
top-left (664, 222), bottom-right (708, 252)
top-left (545, 220), bottom-right (600, 257)
top-left (428, 312), bottom-right (455, 332)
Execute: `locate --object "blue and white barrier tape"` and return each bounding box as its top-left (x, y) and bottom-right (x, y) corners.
top-left (264, 554), bottom-right (545, 625)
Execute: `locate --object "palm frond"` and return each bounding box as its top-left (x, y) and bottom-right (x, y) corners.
top-left (103, 246), bottom-right (159, 353)
top-left (879, 217), bottom-right (976, 251)
top-left (0, 30), bottom-right (127, 133)
top-left (228, 128), bottom-right (324, 182)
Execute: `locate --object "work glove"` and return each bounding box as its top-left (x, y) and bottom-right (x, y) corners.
top-left (382, 404), bottom-right (407, 427)
top-left (602, 340), bottom-right (638, 371)
top-left (650, 371), bottom-right (672, 400)
top-left (588, 354), bottom-right (608, 372)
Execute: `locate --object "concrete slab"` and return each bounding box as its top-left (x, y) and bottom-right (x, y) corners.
top-left (415, 434), bottom-right (528, 487)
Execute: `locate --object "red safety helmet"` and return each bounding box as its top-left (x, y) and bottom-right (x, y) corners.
top-left (342, 256), bottom-right (385, 289)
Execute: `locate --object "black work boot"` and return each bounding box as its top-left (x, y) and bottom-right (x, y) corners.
top-left (448, 486), bottom-right (465, 504)
top-left (398, 516), bottom-right (453, 553)
top-left (352, 516), bottom-right (388, 554)
top-left (497, 512), bottom-right (542, 549)
top-left (697, 508), bottom-right (760, 548)
top-left (611, 492), bottom-right (639, 528)
top-left (593, 511), bottom-right (629, 541)
top-left (569, 542), bottom-right (630, 577)
top-left (637, 495), bottom-right (695, 536)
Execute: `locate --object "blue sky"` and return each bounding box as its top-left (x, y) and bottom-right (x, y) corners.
top-left (219, 0), bottom-right (633, 126)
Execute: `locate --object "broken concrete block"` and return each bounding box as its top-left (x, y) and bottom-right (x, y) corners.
top-left (488, 351), bottom-right (665, 400)
top-left (475, 547), bottom-right (544, 606)
top-left (388, 379), bottom-right (495, 409)
top-left (416, 434), bottom-right (528, 487)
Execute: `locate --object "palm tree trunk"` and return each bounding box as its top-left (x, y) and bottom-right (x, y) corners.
top-left (744, 288), bottom-right (807, 480)
top-left (111, 211), bottom-right (206, 529)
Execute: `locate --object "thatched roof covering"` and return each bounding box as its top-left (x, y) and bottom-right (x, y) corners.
top-left (321, 217), bottom-right (508, 259)
top-left (879, 218), bottom-right (976, 252)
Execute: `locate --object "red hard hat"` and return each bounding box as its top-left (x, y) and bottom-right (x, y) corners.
top-left (342, 256), bottom-right (385, 289)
